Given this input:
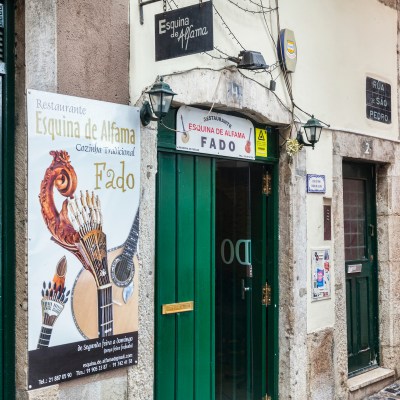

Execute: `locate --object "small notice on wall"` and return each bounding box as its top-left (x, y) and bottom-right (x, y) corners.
top-left (27, 90), bottom-right (141, 389)
top-left (311, 248), bottom-right (331, 301)
top-left (307, 174), bottom-right (326, 193)
top-left (255, 128), bottom-right (268, 158)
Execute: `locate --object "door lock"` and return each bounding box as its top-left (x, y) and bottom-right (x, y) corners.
top-left (241, 279), bottom-right (251, 300)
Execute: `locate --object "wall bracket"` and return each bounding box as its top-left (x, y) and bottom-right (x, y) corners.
top-left (139, 0), bottom-right (162, 24)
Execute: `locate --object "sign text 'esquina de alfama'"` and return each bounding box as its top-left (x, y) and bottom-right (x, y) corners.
top-left (176, 106), bottom-right (256, 160)
top-left (155, 1), bottom-right (213, 61)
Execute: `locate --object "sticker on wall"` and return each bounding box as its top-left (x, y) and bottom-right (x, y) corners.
top-left (311, 248), bottom-right (331, 301)
top-left (255, 128), bottom-right (268, 158)
top-left (27, 90), bottom-right (141, 389)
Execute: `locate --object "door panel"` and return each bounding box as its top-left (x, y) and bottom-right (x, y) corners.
top-left (343, 162), bottom-right (378, 375)
top-left (155, 152), bottom-right (215, 400)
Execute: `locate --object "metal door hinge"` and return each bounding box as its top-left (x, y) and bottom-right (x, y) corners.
top-left (262, 171), bottom-right (272, 196)
top-left (262, 282), bottom-right (272, 306)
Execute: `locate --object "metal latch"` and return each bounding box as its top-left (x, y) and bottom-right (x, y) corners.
top-left (262, 171), bottom-right (272, 196)
top-left (262, 282), bottom-right (272, 306)
top-left (369, 224), bottom-right (375, 237)
top-left (262, 395), bottom-right (272, 400)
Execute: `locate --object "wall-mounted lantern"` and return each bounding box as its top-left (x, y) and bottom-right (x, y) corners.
top-left (140, 77), bottom-right (177, 126)
top-left (228, 50), bottom-right (268, 70)
top-left (296, 115), bottom-right (325, 149)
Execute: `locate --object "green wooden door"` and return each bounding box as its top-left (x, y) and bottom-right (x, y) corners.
top-left (343, 162), bottom-right (379, 375)
top-left (155, 152), bottom-right (215, 400)
top-left (0, 1), bottom-right (15, 398)
top-left (156, 153), bottom-right (274, 399)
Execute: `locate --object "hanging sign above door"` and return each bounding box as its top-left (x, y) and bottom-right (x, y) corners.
top-left (177, 106), bottom-right (255, 160)
top-left (155, 1), bottom-right (213, 61)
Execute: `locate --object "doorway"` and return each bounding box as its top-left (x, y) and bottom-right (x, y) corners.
top-left (343, 162), bottom-right (379, 375)
top-left (215, 161), bottom-right (267, 400)
top-left (155, 152), bottom-right (275, 399)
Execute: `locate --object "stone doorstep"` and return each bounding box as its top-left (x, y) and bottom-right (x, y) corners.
top-left (348, 368), bottom-right (396, 400)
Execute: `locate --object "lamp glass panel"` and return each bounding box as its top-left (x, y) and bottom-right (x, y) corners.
top-left (150, 93), bottom-right (174, 118)
top-left (305, 126), bottom-right (316, 143)
top-left (161, 95), bottom-right (173, 117)
top-left (316, 127), bottom-right (322, 142)
top-left (304, 126), bottom-right (322, 145)
top-left (149, 93), bottom-right (162, 118)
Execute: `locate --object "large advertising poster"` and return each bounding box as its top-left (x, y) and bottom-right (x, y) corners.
top-left (27, 90), bottom-right (140, 389)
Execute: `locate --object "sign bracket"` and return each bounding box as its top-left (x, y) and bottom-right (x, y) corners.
top-left (139, 0), bottom-right (162, 25)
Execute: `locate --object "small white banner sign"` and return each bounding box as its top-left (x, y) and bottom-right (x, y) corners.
top-left (176, 106), bottom-right (255, 160)
top-left (307, 174), bottom-right (326, 193)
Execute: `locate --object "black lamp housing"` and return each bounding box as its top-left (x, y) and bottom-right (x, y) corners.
top-left (140, 77), bottom-right (177, 126)
top-left (296, 115), bottom-right (324, 149)
top-left (228, 50), bottom-right (268, 70)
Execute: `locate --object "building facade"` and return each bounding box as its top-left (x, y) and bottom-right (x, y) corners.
top-left (3, 0), bottom-right (400, 399)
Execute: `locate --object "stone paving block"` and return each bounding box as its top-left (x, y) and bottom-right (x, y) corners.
top-left (367, 380), bottom-right (400, 399)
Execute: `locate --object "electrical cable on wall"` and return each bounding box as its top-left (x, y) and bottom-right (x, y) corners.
top-left (226, 0), bottom-right (276, 14)
top-left (156, 0), bottom-right (325, 148)
top-left (167, 0), bottom-right (178, 9)
top-left (212, 3), bottom-right (246, 51)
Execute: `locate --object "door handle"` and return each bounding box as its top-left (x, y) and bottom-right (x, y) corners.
top-left (241, 279), bottom-right (250, 300)
top-left (369, 224), bottom-right (375, 237)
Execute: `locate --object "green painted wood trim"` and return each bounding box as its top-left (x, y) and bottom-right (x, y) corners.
top-left (1, 1), bottom-right (15, 398)
top-left (267, 162), bottom-right (279, 400)
top-left (193, 157), bottom-right (215, 400)
top-left (251, 164), bottom-right (268, 399)
top-left (155, 153), bottom-right (177, 399)
top-left (370, 166), bottom-right (379, 368)
top-left (210, 158), bottom-right (216, 400)
top-left (176, 155), bottom-right (195, 400)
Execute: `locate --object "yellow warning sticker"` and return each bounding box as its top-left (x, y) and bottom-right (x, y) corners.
top-left (255, 128), bottom-right (268, 157)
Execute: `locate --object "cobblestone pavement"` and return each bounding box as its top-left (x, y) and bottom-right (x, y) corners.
top-left (368, 381), bottom-right (400, 399)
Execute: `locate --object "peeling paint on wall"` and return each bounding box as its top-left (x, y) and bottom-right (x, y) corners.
top-left (378, 0), bottom-right (397, 9)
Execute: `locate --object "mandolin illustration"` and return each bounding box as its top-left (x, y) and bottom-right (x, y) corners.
top-left (37, 256), bottom-right (70, 349)
top-left (68, 191), bottom-right (114, 337)
top-left (71, 206), bottom-right (140, 339)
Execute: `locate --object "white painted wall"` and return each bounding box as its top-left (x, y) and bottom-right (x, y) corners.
top-left (131, 0), bottom-right (398, 138)
top-left (130, 0), bottom-right (398, 335)
top-left (305, 131), bottom-right (335, 332)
